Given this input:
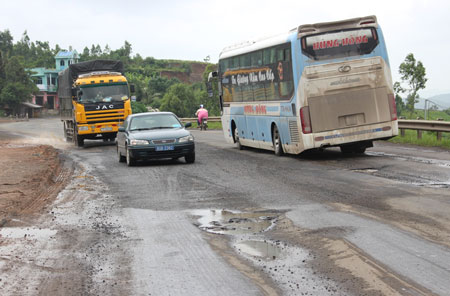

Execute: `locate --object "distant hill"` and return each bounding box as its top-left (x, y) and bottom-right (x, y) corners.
top-left (416, 93), bottom-right (450, 110)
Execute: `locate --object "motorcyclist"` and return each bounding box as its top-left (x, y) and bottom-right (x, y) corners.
top-left (195, 104), bottom-right (208, 127)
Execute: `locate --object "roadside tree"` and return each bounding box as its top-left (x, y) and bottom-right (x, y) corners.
top-left (0, 56), bottom-right (38, 113)
top-left (396, 53), bottom-right (427, 117)
top-left (160, 83), bottom-right (197, 118)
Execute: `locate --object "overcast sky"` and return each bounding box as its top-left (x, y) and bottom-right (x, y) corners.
top-left (2, 0), bottom-right (449, 96)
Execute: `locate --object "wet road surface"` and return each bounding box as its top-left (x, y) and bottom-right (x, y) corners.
top-left (1, 118), bottom-right (450, 295)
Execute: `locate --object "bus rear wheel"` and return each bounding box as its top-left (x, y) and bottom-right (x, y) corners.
top-left (340, 144), bottom-right (366, 154)
top-left (272, 125), bottom-right (283, 156)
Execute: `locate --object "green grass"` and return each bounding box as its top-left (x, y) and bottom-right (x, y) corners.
top-left (400, 109), bottom-right (450, 121)
top-left (389, 129), bottom-right (450, 149)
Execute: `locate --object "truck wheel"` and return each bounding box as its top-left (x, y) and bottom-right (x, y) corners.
top-left (76, 135), bottom-right (84, 147)
top-left (63, 123), bottom-right (70, 142)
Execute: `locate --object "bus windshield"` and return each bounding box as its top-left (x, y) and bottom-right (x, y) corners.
top-left (302, 28), bottom-right (379, 61)
top-left (79, 84), bottom-right (129, 103)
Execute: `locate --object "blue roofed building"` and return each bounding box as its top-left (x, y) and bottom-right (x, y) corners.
top-left (29, 50), bottom-right (79, 113)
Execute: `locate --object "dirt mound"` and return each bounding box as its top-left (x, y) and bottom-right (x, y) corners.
top-left (0, 142), bottom-right (70, 227)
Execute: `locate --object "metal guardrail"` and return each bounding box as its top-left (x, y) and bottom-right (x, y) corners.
top-left (398, 119), bottom-right (450, 140)
top-left (180, 116), bottom-right (221, 123)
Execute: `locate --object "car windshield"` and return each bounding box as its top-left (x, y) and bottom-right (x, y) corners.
top-left (79, 83), bottom-right (129, 103)
top-left (129, 114), bottom-right (182, 131)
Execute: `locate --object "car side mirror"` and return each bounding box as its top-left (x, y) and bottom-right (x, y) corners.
top-left (118, 127), bottom-right (126, 132)
top-left (184, 122), bottom-right (192, 128)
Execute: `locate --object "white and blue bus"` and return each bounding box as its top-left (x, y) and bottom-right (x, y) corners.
top-left (214, 15), bottom-right (398, 155)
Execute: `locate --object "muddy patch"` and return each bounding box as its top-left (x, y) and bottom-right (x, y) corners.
top-left (234, 240), bottom-right (283, 260)
top-left (192, 209), bottom-right (344, 295)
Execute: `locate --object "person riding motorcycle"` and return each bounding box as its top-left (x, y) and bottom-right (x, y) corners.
top-left (195, 105), bottom-right (208, 128)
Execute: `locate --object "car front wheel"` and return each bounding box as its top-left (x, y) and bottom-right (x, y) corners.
top-left (185, 152), bottom-right (195, 164)
top-left (126, 146), bottom-right (136, 166)
top-left (118, 145), bottom-right (125, 163)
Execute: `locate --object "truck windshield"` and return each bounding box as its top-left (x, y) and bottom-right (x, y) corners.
top-left (79, 84), bottom-right (129, 103)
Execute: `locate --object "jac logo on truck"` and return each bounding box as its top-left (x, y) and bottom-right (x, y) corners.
top-left (96, 104), bottom-right (114, 110)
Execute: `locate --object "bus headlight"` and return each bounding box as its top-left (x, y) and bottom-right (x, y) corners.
top-left (78, 126), bottom-right (89, 131)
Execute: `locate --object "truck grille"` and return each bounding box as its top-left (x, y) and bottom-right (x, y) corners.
top-left (85, 110), bottom-right (125, 124)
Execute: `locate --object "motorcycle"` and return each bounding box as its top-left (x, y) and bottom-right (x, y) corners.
top-left (200, 118), bottom-right (208, 131)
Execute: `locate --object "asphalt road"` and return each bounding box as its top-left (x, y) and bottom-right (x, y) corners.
top-left (1, 118), bottom-right (450, 295)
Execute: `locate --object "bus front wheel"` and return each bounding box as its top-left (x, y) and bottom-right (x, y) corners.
top-left (234, 127), bottom-right (243, 150)
top-left (272, 125), bottom-right (283, 156)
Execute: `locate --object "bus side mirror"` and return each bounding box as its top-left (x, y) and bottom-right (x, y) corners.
top-left (130, 84), bottom-right (135, 93)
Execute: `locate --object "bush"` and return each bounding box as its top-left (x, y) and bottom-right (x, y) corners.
top-left (131, 101), bottom-right (148, 114)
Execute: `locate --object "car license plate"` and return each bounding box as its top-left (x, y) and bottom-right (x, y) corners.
top-left (156, 145), bottom-right (174, 151)
top-left (101, 126), bottom-right (113, 132)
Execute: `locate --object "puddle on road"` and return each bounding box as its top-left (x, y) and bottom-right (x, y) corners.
top-left (191, 209), bottom-right (278, 235)
top-left (352, 168), bottom-right (378, 174)
top-left (414, 181), bottom-right (450, 189)
top-left (234, 240), bottom-right (284, 260)
top-left (0, 227), bottom-right (57, 239)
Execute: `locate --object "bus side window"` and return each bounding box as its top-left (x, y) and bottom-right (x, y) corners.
top-left (263, 48), bottom-right (277, 65)
top-left (220, 59), bottom-right (230, 72)
top-left (230, 57), bottom-right (239, 69)
top-left (277, 48), bottom-right (284, 61)
top-left (239, 54), bottom-right (251, 68)
top-left (284, 48), bottom-right (291, 61)
top-left (251, 51), bottom-right (263, 67)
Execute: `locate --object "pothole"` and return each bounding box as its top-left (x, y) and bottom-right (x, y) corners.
top-left (191, 209), bottom-right (342, 295)
top-left (234, 240), bottom-right (284, 260)
top-left (191, 209), bottom-right (278, 235)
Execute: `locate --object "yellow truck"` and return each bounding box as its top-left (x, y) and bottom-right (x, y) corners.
top-left (58, 60), bottom-right (134, 147)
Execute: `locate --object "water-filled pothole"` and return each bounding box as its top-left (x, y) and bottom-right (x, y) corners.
top-left (234, 240), bottom-right (284, 260)
top-left (191, 209), bottom-right (279, 235)
top-left (352, 168), bottom-right (378, 174)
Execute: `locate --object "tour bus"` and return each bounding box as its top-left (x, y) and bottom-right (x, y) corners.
top-left (213, 15), bottom-right (398, 155)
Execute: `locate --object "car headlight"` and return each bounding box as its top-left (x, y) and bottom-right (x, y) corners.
top-left (78, 126), bottom-right (89, 131)
top-left (129, 139), bottom-right (149, 146)
top-left (178, 135), bottom-right (194, 143)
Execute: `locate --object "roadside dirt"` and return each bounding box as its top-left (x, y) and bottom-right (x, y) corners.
top-left (0, 139), bottom-right (71, 230)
